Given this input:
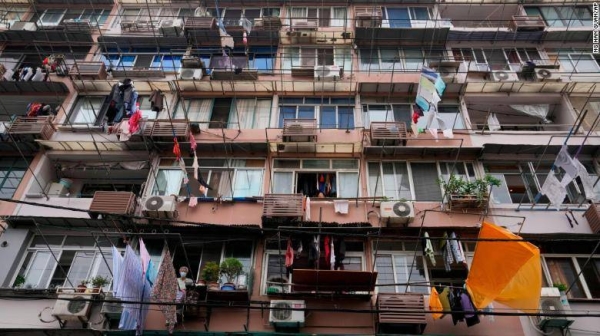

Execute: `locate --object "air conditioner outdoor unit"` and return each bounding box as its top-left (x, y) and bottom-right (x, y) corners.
top-left (101, 292), bottom-right (123, 320)
top-left (314, 65), bottom-right (341, 82)
top-left (142, 196), bottom-right (177, 218)
top-left (10, 21), bottom-right (37, 31)
top-left (380, 201), bottom-right (415, 226)
top-left (535, 68), bottom-right (561, 82)
top-left (52, 294), bottom-right (93, 323)
top-left (269, 300), bottom-right (305, 328)
top-left (491, 70), bottom-right (519, 82)
top-left (160, 19), bottom-right (184, 37)
top-left (292, 20), bottom-right (317, 30)
top-left (178, 68), bottom-right (204, 80)
top-left (537, 287), bottom-right (574, 331)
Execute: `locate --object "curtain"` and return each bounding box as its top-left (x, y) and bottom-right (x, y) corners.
top-left (510, 104), bottom-right (550, 123)
top-left (411, 163), bottom-right (442, 201)
top-left (273, 172), bottom-right (293, 193)
top-left (334, 48), bottom-right (352, 73)
top-left (290, 7), bottom-right (306, 26)
top-left (153, 170), bottom-right (184, 196)
top-left (338, 172), bottom-right (359, 198)
top-left (184, 99), bottom-right (212, 127)
top-left (368, 162), bottom-right (383, 197)
top-left (230, 99), bottom-right (255, 129)
top-left (331, 8), bottom-right (346, 27)
top-left (233, 169), bottom-right (263, 197)
top-left (254, 99), bottom-right (272, 129)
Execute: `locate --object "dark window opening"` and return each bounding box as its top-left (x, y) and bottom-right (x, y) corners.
top-left (296, 172), bottom-right (337, 198)
top-left (209, 98), bottom-right (232, 128)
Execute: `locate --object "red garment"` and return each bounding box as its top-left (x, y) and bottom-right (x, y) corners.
top-left (128, 110), bottom-right (142, 135)
top-left (27, 103), bottom-right (42, 117)
top-left (412, 111), bottom-right (421, 124)
top-left (189, 131), bottom-right (197, 150)
top-left (285, 239), bottom-right (294, 268)
top-left (173, 138), bottom-right (181, 159)
top-left (323, 236), bottom-right (331, 269)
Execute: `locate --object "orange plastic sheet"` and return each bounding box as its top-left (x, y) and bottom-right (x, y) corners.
top-left (465, 222), bottom-right (542, 311)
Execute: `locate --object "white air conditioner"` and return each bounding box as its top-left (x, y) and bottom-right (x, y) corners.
top-left (52, 294), bottom-right (93, 322)
top-left (269, 300), bottom-right (305, 327)
top-left (380, 201), bottom-right (415, 226)
top-left (101, 292), bottom-right (123, 320)
top-left (535, 68), bottom-right (561, 82)
top-left (537, 287), bottom-right (573, 331)
top-left (142, 196), bottom-right (177, 218)
top-left (491, 70), bottom-right (519, 82)
top-left (10, 21), bottom-right (37, 31)
top-left (178, 68), bottom-right (204, 80)
top-left (160, 19), bottom-right (183, 37)
top-left (314, 65), bottom-right (341, 82)
top-left (292, 20), bottom-right (317, 30)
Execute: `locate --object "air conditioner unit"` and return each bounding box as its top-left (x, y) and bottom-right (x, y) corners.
top-left (160, 19), bottom-right (184, 37)
top-left (269, 300), bottom-right (305, 328)
top-left (537, 287), bottom-right (574, 331)
top-left (178, 68), bottom-right (204, 80)
top-left (101, 292), bottom-right (123, 320)
top-left (314, 65), bottom-right (341, 82)
top-left (380, 201), bottom-right (415, 226)
top-left (491, 70), bottom-right (519, 82)
top-left (535, 68), bottom-right (561, 82)
top-left (142, 196), bottom-right (177, 218)
top-left (292, 20), bottom-right (317, 30)
top-left (52, 294), bottom-right (93, 322)
top-left (10, 21), bottom-right (37, 31)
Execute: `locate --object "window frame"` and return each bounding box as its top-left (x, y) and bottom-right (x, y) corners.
top-left (362, 103), bottom-right (465, 130)
top-left (526, 6), bottom-right (593, 28)
top-left (66, 96), bottom-right (109, 126)
top-left (288, 6), bottom-right (348, 27)
top-left (0, 157), bottom-right (29, 199)
top-left (359, 48), bottom-right (445, 72)
top-left (452, 47), bottom-right (545, 72)
top-left (381, 7), bottom-right (433, 28)
top-left (278, 97), bottom-right (355, 129)
top-left (541, 255), bottom-right (600, 300)
top-left (283, 47), bottom-right (352, 73)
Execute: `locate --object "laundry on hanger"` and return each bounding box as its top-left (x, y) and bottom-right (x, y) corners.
top-left (323, 236), bottom-right (331, 269)
top-left (285, 238), bottom-right (294, 268)
top-left (449, 232), bottom-right (466, 264)
top-left (429, 287), bottom-right (444, 320)
top-left (423, 232), bottom-right (436, 267)
top-left (330, 238), bottom-right (335, 270)
top-left (149, 89), bottom-right (164, 112)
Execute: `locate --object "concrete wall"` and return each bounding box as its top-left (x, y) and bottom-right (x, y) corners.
top-left (0, 228), bottom-right (30, 287)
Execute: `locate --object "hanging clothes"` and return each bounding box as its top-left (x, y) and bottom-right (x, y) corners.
top-left (438, 287), bottom-right (452, 318)
top-left (449, 289), bottom-right (465, 326)
top-left (173, 138), bottom-right (181, 159)
top-left (111, 246), bottom-right (124, 297)
top-left (449, 232), bottom-right (466, 264)
top-left (423, 232), bottom-right (436, 267)
top-left (285, 239), bottom-right (294, 268)
top-left (305, 197), bottom-right (311, 221)
top-left (334, 237), bottom-right (346, 270)
top-left (461, 291), bottom-right (480, 327)
top-left (323, 236), bottom-right (331, 269)
top-left (128, 110), bottom-right (142, 135)
top-left (149, 89), bottom-right (164, 112)
top-left (139, 238), bottom-right (151, 276)
top-left (441, 232), bottom-right (454, 272)
top-left (330, 238), bottom-right (335, 270)
top-left (117, 246), bottom-right (144, 331)
top-left (308, 235), bottom-right (320, 268)
top-left (150, 249), bottom-right (178, 333)
top-left (429, 287), bottom-right (444, 320)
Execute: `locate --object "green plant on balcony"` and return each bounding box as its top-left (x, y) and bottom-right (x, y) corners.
top-left (201, 262), bottom-right (221, 290)
top-left (90, 275), bottom-right (110, 289)
top-left (439, 174), bottom-right (501, 209)
top-left (220, 258), bottom-right (244, 290)
top-left (13, 275), bottom-right (25, 288)
top-left (554, 283), bottom-right (568, 293)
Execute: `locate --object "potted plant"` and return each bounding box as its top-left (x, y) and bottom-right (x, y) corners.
top-left (201, 262), bottom-right (220, 291)
top-left (219, 258), bottom-right (244, 291)
top-left (77, 280), bottom-right (89, 293)
top-left (90, 275), bottom-right (110, 291)
top-left (554, 283), bottom-right (567, 293)
top-left (439, 174), bottom-right (501, 210)
top-left (13, 275), bottom-right (26, 289)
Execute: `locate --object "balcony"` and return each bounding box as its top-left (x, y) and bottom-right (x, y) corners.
top-left (184, 16), bottom-right (279, 46)
top-left (369, 122), bottom-right (408, 146)
top-left (210, 56), bottom-right (258, 81)
top-left (68, 62), bottom-right (108, 80)
top-left (377, 293), bottom-right (427, 335)
top-left (89, 191), bottom-right (137, 217)
top-left (354, 7), bottom-right (449, 47)
top-left (262, 193), bottom-right (304, 218)
top-left (7, 116), bottom-right (55, 141)
top-left (0, 21), bottom-right (93, 43)
top-left (282, 119), bottom-right (317, 142)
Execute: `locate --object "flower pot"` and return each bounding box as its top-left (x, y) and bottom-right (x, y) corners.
top-left (220, 283), bottom-right (236, 291)
top-left (195, 280), bottom-right (206, 287)
top-left (77, 285), bottom-right (87, 293)
top-left (207, 282), bottom-right (220, 291)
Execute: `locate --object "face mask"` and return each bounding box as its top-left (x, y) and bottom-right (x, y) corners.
top-left (180, 272), bottom-right (187, 277)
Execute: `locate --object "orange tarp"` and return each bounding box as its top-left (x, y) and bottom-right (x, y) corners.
top-left (466, 222), bottom-right (541, 311)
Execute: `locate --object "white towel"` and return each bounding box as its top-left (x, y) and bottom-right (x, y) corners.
top-left (305, 197), bottom-right (311, 221)
top-left (333, 200), bottom-right (349, 214)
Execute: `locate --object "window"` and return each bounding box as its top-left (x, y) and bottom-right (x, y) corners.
top-left (452, 48), bottom-right (543, 72)
top-left (0, 157), bottom-right (29, 199)
top-left (15, 235), bottom-right (124, 290)
top-left (359, 48), bottom-right (444, 72)
top-left (485, 161), bottom-right (600, 205)
top-left (262, 238), bottom-right (364, 294)
top-left (1, 6), bottom-right (28, 27)
top-left (67, 96), bottom-right (107, 125)
top-left (37, 9), bottom-right (66, 26)
top-left (363, 104), bottom-right (464, 130)
top-left (272, 159), bottom-right (359, 198)
top-left (118, 7), bottom-right (191, 25)
top-left (152, 159), bottom-right (265, 199)
top-left (282, 47), bottom-right (352, 73)
top-left (175, 98), bottom-right (271, 129)
top-left (1, 46), bottom-right (88, 71)
top-left (367, 161), bottom-right (475, 201)
top-left (543, 256), bottom-right (600, 299)
top-left (525, 6), bottom-right (593, 27)
top-left (101, 51), bottom-right (183, 72)
top-left (382, 7), bottom-right (432, 28)
top-left (288, 7), bottom-right (347, 27)
top-left (278, 97), bottom-right (355, 129)
top-left (552, 51), bottom-right (600, 73)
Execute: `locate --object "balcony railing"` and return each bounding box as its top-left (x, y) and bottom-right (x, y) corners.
top-left (377, 293), bottom-right (427, 335)
top-left (370, 122), bottom-right (408, 146)
top-left (89, 191), bottom-right (137, 216)
top-left (69, 62), bottom-right (108, 79)
top-left (584, 203), bottom-right (600, 234)
top-left (7, 116), bottom-right (55, 141)
top-left (142, 119), bottom-right (189, 141)
top-left (262, 193), bottom-right (304, 218)
top-left (184, 17), bottom-right (216, 30)
top-left (283, 119), bottom-right (318, 142)
top-left (510, 15), bottom-right (546, 31)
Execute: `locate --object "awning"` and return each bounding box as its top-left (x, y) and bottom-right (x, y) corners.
top-left (292, 269), bottom-right (378, 292)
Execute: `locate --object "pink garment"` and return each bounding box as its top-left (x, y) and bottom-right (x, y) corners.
top-left (189, 197), bottom-right (198, 208)
top-left (139, 238), bottom-right (151, 276)
top-left (190, 131), bottom-right (197, 150)
top-left (128, 110), bottom-right (142, 135)
top-left (285, 239), bottom-right (294, 268)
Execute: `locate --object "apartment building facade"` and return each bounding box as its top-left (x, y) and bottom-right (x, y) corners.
top-left (0, 0), bottom-right (599, 335)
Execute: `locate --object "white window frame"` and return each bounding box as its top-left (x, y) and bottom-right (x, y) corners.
top-left (67, 96), bottom-right (107, 126)
top-left (381, 7), bottom-right (433, 28)
top-left (541, 255), bottom-right (599, 299)
top-left (288, 6), bottom-right (347, 27)
top-left (278, 97), bottom-right (355, 129)
top-left (14, 235), bottom-right (121, 290)
top-left (453, 47), bottom-right (545, 72)
top-left (362, 103), bottom-right (464, 130)
top-left (359, 48), bottom-right (445, 72)
top-left (37, 9), bottom-right (67, 27)
top-left (559, 53), bottom-right (600, 73)
top-left (374, 251), bottom-right (430, 294)
top-left (271, 159), bottom-right (360, 198)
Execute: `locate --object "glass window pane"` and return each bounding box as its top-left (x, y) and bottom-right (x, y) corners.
top-left (338, 107), bottom-right (354, 129)
top-left (403, 48), bottom-right (423, 70)
top-left (395, 255), bottom-right (428, 293)
top-left (273, 172), bottom-right (293, 193)
top-left (233, 169), bottom-right (263, 197)
top-left (302, 160), bottom-right (330, 169)
top-left (360, 49), bottom-right (379, 71)
top-left (546, 258), bottom-right (585, 299)
top-left (320, 106), bottom-right (336, 129)
top-left (274, 160), bottom-right (300, 169)
top-left (64, 236), bottom-right (96, 248)
top-left (376, 255), bottom-right (396, 293)
top-left (65, 251), bottom-right (95, 287)
top-left (332, 160), bottom-right (358, 169)
top-left (152, 170), bottom-right (184, 196)
top-left (368, 162), bottom-right (383, 197)
top-left (338, 172), bottom-right (359, 198)
top-left (380, 49), bottom-right (399, 71)
top-left (24, 251), bottom-right (55, 289)
top-left (411, 163), bottom-right (441, 201)
top-left (570, 54), bottom-right (599, 73)
top-left (577, 258), bottom-right (600, 298)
